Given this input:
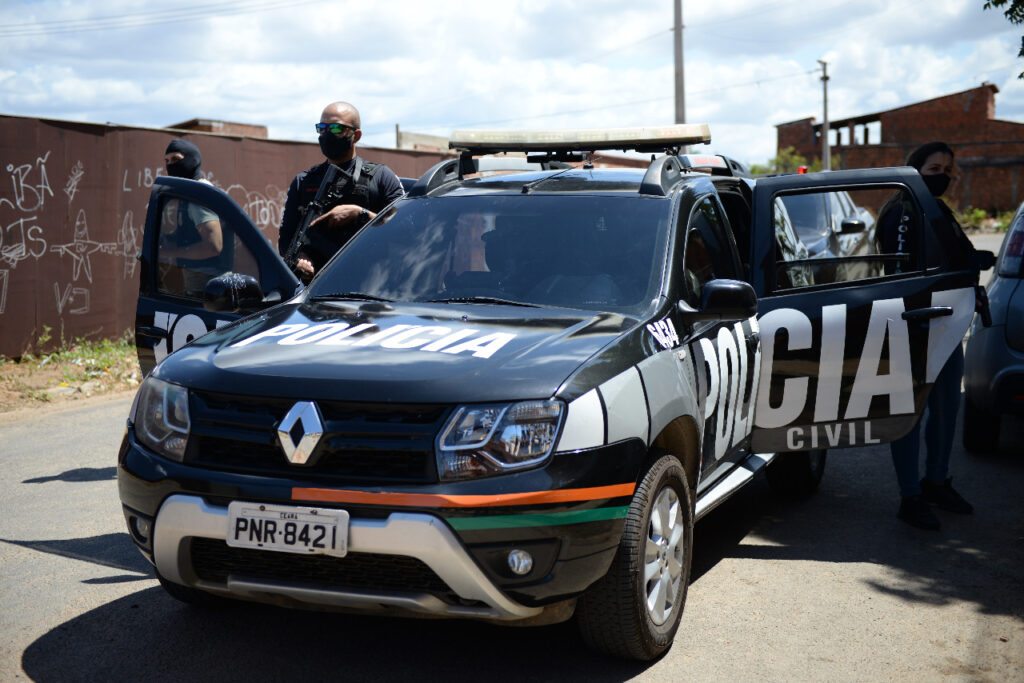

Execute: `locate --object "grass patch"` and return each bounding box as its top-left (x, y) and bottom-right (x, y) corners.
top-left (0, 330), bottom-right (141, 412)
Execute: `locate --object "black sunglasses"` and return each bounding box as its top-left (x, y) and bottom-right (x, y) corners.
top-left (315, 122), bottom-right (357, 135)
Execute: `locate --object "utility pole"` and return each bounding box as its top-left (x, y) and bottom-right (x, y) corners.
top-left (818, 59), bottom-right (830, 171)
top-left (674, 0), bottom-right (685, 125)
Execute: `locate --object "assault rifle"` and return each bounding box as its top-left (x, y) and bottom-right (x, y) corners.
top-left (283, 163), bottom-right (345, 279)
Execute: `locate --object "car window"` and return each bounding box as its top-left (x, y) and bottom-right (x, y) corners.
top-left (682, 197), bottom-right (739, 305)
top-left (772, 186), bottom-right (918, 291)
top-left (156, 196), bottom-right (261, 299)
top-left (310, 195), bottom-right (671, 315)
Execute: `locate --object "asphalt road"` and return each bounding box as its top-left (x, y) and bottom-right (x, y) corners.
top-left (1, 231), bottom-right (1019, 681)
top-left (1, 383), bottom-right (1021, 682)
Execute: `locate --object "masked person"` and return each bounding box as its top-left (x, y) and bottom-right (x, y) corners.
top-left (879, 142), bottom-right (983, 530)
top-left (159, 139), bottom-right (225, 296)
top-left (278, 101), bottom-right (405, 280)
top-left (164, 138), bottom-right (210, 183)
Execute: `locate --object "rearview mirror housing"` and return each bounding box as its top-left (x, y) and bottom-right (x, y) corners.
top-left (839, 217), bottom-right (867, 234)
top-left (678, 279), bottom-right (758, 323)
top-left (972, 250), bottom-right (996, 271)
top-left (203, 273), bottom-right (264, 313)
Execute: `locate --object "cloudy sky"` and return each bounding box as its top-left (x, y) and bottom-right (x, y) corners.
top-left (1, 0), bottom-right (1020, 166)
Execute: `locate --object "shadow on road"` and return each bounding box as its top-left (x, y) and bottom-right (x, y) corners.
top-left (21, 588), bottom-right (653, 682)
top-left (691, 402), bottom-right (1024, 620)
top-left (22, 466), bottom-right (117, 484)
top-left (0, 532), bottom-right (151, 577)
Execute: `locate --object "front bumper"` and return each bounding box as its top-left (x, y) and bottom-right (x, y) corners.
top-left (118, 432), bottom-right (644, 621)
top-left (153, 494), bottom-right (540, 619)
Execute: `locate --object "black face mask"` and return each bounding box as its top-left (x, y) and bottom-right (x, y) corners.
top-left (166, 160), bottom-right (195, 179)
top-left (922, 173), bottom-right (950, 197)
top-left (319, 133), bottom-right (353, 160)
top-left (165, 139), bottom-right (203, 179)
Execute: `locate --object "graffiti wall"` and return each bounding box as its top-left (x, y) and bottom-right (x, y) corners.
top-left (0, 115), bottom-right (451, 358)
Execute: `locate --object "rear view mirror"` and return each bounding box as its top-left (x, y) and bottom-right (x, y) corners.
top-left (203, 273), bottom-right (264, 313)
top-left (839, 217), bottom-right (866, 234)
top-left (678, 279), bottom-right (758, 322)
top-left (972, 250), bottom-right (996, 271)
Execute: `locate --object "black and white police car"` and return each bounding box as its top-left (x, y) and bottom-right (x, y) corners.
top-left (121, 125), bottom-right (979, 660)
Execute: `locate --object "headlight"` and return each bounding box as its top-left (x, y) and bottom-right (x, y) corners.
top-left (131, 377), bottom-right (191, 462)
top-left (437, 400), bottom-right (564, 481)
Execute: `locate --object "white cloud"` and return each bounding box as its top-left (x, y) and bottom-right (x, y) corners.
top-left (0, 0), bottom-right (1020, 167)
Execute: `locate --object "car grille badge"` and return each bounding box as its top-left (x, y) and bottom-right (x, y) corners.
top-left (277, 401), bottom-right (324, 466)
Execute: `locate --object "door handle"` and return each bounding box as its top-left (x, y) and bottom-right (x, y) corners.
top-left (901, 306), bottom-right (952, 323)
top-left (136, 326), bottom-right (167, 340)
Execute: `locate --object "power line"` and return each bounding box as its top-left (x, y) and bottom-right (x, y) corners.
top-left (0, 0), bottom-right (324, 37)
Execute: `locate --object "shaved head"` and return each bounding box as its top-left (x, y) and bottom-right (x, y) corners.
top-left (321, 101), bottom-right (360, 129)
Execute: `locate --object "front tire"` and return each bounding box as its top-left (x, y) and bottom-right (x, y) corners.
top-left (576, 453), bottom-right (693, 661)
top-left (765, 449), bottom-right (826, 499)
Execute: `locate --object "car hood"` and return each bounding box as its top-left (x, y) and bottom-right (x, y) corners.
top-left (153, 300), bottom-right (639, 403)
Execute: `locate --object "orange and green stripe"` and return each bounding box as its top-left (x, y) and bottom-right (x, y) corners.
top-left (292, 482), bottom-right (635, 508)
top-left (291, 483), bottom-right (635, 529)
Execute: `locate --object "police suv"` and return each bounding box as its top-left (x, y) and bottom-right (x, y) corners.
top-left (121, 125), bottom-right (978, 661)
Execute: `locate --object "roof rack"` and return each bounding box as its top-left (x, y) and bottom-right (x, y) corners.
top-left (406, 124), bottom-right (714, 197)
top-left (405, 155), bottom-right (574, 197)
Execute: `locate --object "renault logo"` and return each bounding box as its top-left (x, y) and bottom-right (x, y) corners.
top-left (277, 401), bottom-right (324, 466)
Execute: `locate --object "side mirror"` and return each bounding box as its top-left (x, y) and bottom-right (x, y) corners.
top-left (973, 250), bottom-right (996, 271)
top-left (203, 273), bottom-right (264, 313)
top-left (678, 279), bottom-right (758, 322)
top-left (839, 217), bottom-right (867, 234)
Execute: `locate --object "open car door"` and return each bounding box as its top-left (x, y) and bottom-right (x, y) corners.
top-left (748, 167), bottom-right (981, 453)
top-left (135, 177), bottom-right (301, 375)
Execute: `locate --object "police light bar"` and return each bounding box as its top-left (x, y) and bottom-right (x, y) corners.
top-left (679, 154), bottom-right (727, 169)
top-left (448, 124), bottom-right (711, 154)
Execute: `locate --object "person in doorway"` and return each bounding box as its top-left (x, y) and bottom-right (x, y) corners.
top-left (277, 101), bottom-right (404, 280)
top-left (882, 141), bottom-right (981, 530)
top-left (158, 139), bottom-right (225, 295)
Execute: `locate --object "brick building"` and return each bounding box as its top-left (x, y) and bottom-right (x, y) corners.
top-left (776, 84), bottom-right (1024, 213)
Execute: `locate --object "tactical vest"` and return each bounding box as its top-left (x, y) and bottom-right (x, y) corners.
top-left (296, 158), bottom-right (382, 271)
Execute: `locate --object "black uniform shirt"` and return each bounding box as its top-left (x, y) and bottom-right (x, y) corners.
top-left (277, 156), bottom-right (404, 258)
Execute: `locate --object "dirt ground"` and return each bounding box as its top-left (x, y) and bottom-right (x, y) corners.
top-left (0, 353), bottom-right (140, 423)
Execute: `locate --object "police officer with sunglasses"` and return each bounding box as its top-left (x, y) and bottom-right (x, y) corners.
top-left (278, 101), bottom-right (405, 280)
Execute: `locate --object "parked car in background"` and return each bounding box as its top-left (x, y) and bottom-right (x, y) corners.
top-left (963, 200), bottom-right (1024, 452)
top-left (780, 190), bottom-right (876, 260)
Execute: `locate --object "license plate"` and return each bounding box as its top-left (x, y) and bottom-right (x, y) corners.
top-left (226, 502), bottom-right (348, 557)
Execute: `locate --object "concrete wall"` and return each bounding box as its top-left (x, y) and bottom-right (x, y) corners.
top-left (0, 114), bottom-right (453, 358)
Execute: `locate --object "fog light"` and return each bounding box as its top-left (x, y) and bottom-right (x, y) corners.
top-left (507, 549), bottom-right (533, 576)
top-left (133, 516), bottom-right (151, 541)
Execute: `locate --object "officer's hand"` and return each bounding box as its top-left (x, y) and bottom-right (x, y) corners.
top-left (296, 257), bottom-right (315, 278)
top-left (310, 204), bottom-right (361, 229)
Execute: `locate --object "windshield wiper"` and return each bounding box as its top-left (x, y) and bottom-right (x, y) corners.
top-left (308, 292), bottom-right (394, 303)
top-left (426, 296), bottom-right (539, 307)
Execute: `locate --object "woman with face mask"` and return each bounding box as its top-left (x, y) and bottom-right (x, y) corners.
top-left (882, 142), bottom-right (982, 530)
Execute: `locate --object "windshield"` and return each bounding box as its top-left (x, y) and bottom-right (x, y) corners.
top-left (308, 195), bottom-right (671, 315)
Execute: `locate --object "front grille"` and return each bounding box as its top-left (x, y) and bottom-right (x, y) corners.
top-left (184, 390), bottom-right (448, 483)
top-left (190, 537), bottom-right (452, 596)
